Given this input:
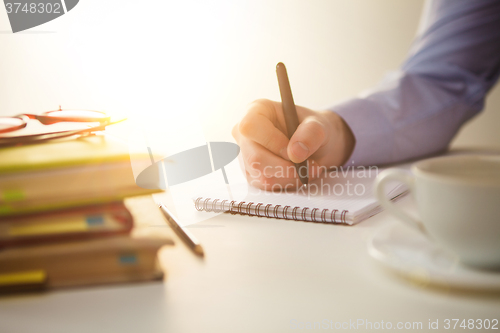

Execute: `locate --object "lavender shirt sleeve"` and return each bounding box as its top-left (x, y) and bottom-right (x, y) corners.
top-left (332, 0), bottom-right (500, 166)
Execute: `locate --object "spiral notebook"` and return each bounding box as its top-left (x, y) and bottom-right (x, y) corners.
top-left (193, 166), bottom-right (408, 225)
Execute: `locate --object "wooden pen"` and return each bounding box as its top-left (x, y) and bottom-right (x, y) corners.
top-left (276, 62), bottom-right (309, 186)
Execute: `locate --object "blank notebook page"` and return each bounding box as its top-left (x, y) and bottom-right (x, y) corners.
top-left (193, 166), bottom-right (408, 225)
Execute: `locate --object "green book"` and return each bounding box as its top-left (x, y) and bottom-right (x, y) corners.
top-left (0, 134), bottom-right (161, 216)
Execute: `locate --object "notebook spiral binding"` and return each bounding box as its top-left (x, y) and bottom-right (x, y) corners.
top-left (194, 197), bottom-right (349, 224)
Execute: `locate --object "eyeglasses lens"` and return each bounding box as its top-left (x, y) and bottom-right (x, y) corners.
top-left (0, 117), bottom-right (25, 132)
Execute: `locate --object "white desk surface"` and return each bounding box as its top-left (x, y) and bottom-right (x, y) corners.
top-left (1, 196), bottom-right (499, 333)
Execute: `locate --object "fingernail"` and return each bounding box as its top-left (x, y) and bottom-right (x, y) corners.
top-left (280, 148), bottom-right (290, 161)
top-left (291, 142), bottom-right (309, 161)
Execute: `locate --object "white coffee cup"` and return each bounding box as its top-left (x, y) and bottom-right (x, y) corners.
top-left (374, 154), bottom-right (500, 269)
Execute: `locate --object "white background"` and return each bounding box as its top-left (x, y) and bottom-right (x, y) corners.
top-left (1, 0), bottom-right (499, 151)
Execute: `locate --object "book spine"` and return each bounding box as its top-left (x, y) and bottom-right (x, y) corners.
top-left (194, 197), bottom-right (349, 224)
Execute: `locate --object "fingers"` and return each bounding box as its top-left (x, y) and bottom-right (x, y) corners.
top-left (232, 99), bottom-right (335, 191)
top-left (233, 129), bottom-right (300, 190)
top-left (287, 117), bottom-right (327, 163)
top-left (234, 133), bottom-right (329, 191)
top-left (238, 100), bottom-right (289, 160)
top-left (239, 136), bottom-right (295, 178)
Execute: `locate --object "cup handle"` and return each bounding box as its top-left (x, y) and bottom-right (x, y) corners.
top-left (374, 169), bottom-right (426, 233)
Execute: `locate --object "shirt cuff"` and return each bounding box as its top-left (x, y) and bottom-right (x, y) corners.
top-left (330, 98), bottom-right (395, 167)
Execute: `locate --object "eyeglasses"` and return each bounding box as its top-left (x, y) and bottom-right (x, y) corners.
top-left (0, 108), bottom-right (123, 148)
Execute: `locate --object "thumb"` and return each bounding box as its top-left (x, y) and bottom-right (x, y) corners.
top-left (287, 117), bottom-right (327, 163)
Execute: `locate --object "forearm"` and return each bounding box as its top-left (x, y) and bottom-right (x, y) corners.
top-left (332, 0), bottom-right (500, 166)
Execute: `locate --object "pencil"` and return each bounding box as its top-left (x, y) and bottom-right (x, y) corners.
top-left (158, 203), bottom-right (204, 257)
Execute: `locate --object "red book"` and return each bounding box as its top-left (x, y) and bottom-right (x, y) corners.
top-left (0, 202), bottom-right (133, 248)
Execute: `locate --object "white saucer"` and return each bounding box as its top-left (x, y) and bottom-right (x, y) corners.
top-left (368, 223), bottom-right (500, 290)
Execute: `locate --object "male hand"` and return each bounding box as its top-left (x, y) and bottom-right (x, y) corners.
top-left (232, 99), bottom-right (355, 190)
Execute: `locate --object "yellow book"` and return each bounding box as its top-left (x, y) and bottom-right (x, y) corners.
top-left (0, 134), bottom-right (160, 216)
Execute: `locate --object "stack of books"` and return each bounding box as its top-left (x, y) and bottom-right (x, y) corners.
top-left (0, 134), bottom-right (171, 293)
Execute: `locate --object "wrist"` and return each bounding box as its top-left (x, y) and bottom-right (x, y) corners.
top-left (321, 110), bottom-right (356, 167)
